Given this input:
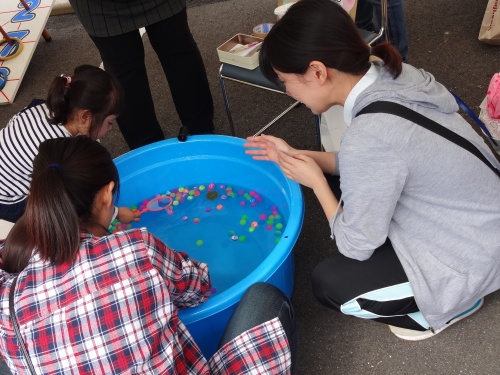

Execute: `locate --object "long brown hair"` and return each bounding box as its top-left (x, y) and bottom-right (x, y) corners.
top-left (259, 0), bottom-right (402, 87)
top-left (2, 137), bottom-right (119, 273)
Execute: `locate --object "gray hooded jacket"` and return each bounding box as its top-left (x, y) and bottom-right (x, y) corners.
top-left (333, 63), bottom-right (500, 329)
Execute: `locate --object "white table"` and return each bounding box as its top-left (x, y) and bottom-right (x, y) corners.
top-left (0, 0), bottom-right (54, 105)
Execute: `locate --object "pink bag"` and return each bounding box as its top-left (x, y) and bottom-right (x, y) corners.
top-left (479, 73), bottom-right (500, 141)
top-left (487, 73), bottom-right (500, 119)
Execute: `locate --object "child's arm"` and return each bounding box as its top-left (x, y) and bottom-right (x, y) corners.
top-left (116, 206), bottom-right (141, 224)
top-left (143, 230), bottom-right (211, 308)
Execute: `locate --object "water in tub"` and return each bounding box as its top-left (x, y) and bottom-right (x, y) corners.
top-left (111, 182), bottom-right (288, 293)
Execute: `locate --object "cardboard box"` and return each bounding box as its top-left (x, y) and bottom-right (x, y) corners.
top-left (217, 34), bottom-right (264, 70)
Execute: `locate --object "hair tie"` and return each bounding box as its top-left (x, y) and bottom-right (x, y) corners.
top-left (60, 74), bottom-right (71, 87)
top-left (48, 163), bottom-right (63, 175)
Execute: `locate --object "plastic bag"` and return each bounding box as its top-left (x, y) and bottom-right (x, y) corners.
top-left (478, 0), bottom-right (500, 45)
top-left (479, 73), bottom-right (500, 140)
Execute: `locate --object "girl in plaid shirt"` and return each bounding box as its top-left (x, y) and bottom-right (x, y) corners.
top-left (0, 137), bottom-right (294, 374)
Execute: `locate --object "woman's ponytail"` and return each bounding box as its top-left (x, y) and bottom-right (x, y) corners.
top-left (371, 42), bottom-right (403, 79)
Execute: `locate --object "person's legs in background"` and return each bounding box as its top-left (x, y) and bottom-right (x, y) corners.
top-left (90, 31), bottom-right (165, 150)
top-left (355, 0), bottom-right (375, 32)
top-left (370, 0), bottom-right (408, 61)
top-left (355, 0), bottom-right (408, 62)
top-left (219, 282), bottom-right (296, 372)
top-left (146, 9), bottom-right (215, 136)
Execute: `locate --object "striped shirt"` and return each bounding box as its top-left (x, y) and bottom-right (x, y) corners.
top-left (69, 0), bottom-right (186, 37)
top-left (0, 103), bottom-right (71, 205)
top-left (0, 228), bottom-right (292, 374)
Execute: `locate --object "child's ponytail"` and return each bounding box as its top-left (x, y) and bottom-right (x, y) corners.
top-left (45, 75), bottom-right (73, 126)
top-left (45, 65), bottom-right (124, 138)
top-left (26, 161), bottom-right (81, 265)
top-left (2, 137), bottom-right (120, 272)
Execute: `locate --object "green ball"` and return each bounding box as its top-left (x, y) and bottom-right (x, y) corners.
top-left (196, 240), bottom-right (203, 246)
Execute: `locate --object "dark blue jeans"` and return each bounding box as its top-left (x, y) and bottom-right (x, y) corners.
top-left (0, 359), bottom-right (10, 375)
top-left (219, 282), bottom-right (296, 372)
top-left (356, 0), bottom-right (408, 61)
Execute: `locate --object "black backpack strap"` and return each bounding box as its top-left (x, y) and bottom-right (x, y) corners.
top-left (356, 101), bottom-right (500, 179)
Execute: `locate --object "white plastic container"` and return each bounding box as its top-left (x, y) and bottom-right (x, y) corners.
top-left (274, 2), bottom-right (295, 19)
top-left (275, 0), bottom-right (357, 21)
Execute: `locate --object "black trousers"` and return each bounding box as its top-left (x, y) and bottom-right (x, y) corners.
top-left (90, 8), bottom-right (214, 149)
top-left (0, 199), bottom-right (26, 223)
top-left (314, 175), bottom-right (428, 331)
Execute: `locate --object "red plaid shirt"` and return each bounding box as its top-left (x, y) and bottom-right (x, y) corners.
top-left (0, 228), bottom-right (291, 374)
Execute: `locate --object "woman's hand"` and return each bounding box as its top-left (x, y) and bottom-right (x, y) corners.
top-left (117, 206), bottom-right (141, 224)
top-left (244, 134), bottom-right (296, 163)
top-left (277, 152), bottom-right (326, 190)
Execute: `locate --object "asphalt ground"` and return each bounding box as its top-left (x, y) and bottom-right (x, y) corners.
top-left (1, 0), bottom-right (499, 373)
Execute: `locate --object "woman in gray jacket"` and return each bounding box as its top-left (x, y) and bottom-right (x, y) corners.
top-left (244, 0), bottom-right (500, 341)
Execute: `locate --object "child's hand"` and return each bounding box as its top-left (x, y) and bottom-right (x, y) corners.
top-left (117, 207), bottom-right (141, 224)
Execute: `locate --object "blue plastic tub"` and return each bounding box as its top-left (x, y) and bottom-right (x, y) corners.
top-left (114, 135), bottom-right (304, 358)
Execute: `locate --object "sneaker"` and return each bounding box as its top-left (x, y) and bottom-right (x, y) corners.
top-left (388, 298), bottom-right (484, 341)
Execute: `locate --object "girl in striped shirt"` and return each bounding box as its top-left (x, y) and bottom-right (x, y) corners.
top-left (0, 65), bottom-right (139, 225)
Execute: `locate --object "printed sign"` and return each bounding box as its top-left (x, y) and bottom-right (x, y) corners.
top-left (0, 0), bottom-right (54, 105)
